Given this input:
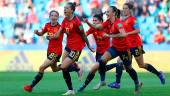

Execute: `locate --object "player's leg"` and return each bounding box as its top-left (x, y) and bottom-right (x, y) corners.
top-left (24, 58), bottom-right (53, 92)
top-left (108, 57), bottom-right (124, 89)
top-left (61, 50), bottom-right (81, 95)
top-left (93, 52), bottom-right (106, 90)
top-left (120, 50), bottom-right (142, 94)
top-left (50, 55), bottom-right (61, 72)
top-left (63, 48), bottom-right (83, 80)
top-left (78, 48), bottom-right (115, 92)
top-left (132, 46), bottom-right (165, 84)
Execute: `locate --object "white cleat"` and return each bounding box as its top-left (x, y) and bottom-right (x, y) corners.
top-left (93, 81), bottom-right (106, 90)
top-left (62, 90), bottom-right (75, 96)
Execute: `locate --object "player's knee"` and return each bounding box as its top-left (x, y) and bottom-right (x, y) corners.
top-left (125, 65), bottom-right (132, 72)
top-left (138, 64), bottom-right (145, 68)
top-left (117, 58), bottom-right (122, 63)
top-left (51, 67), bottom-right (57, 72)
top-left (39, 66), bottom-right (45, 72)
top-left (89, 64), bottom-right (98, 74)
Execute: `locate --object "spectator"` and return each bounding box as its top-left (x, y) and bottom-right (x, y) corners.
top-left (154, 29), bottom-right (165, 44)
top-left (157, 13), bottom-right (169, 30)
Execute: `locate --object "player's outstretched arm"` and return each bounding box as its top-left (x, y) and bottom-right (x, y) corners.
top-left (34, 30), bottom-right (45, 36)
top-left (83, 18), bottom-right (103, 30)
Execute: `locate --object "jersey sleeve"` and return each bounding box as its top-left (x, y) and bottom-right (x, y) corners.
top-left (115, 21), bottom-right (123, 31)
top-left (102, 19), bottom-right (110, 28)
top-left (42, 23), bottom-right (48, 34)
top-left (86, 28), bottom-right (94, 35)
top-left (75, 16), bottom-right (84, 32)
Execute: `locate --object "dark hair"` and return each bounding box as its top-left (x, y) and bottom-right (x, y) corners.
top-left (93, 14), bottom-right (103, 22)
top-left (49, 10), bottom-right (59, 16)
top-left (67, 2), bottom-right (78, 12)
top-left (110, 6), bottom-right (120, 18)
top-left (124, 3), bottom-right (134, 10)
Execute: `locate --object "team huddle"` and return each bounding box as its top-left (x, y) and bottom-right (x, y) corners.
top-left (23, 2), bottom-right (165, 96)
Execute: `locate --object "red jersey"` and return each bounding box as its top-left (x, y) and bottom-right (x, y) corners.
top-left (42, 22), bottom-right (63, 55)
top-left (110, 19), bottom-right (130, 51)
top-left (123, 16), bottom-right (142, 48)
top-left (102, 19), bottom-right (112, 31)
top-left (86, 27), bottom-right (110, 54)
top-left (61, 16), bottom-right (85, 51)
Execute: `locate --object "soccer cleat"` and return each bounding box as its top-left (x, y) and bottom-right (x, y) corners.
top-left (158, 71), bottom-right (165, 85)
top-left (134, 82), bottom-right (143, 94)
top-left (23, 85), bottom-right (32, 92)
top-left (107, 82), bottom-right (120, 89)
top-left (93, 81), bottom-right (106, 90)
top-left (77, 85), bottom-right (86, 92)
top-left (62, 90), bottom-right (75, 96)
top-left (77, 66), bottom-right (83, 81)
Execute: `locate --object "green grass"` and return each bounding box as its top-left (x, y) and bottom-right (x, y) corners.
top-left (0, 72), bottom-right (170, 96)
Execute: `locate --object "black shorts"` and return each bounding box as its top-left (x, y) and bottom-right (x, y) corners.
top-left (130, 46), bottom-right (145, 57)
top-left (107, 47), bottom-right (132, 66)
top-left (65, 47), bottom-right (81, 61)
top-left (47, 52), bottom-right (61, 62)
top-left (96, 52), bottom-right (103, 61)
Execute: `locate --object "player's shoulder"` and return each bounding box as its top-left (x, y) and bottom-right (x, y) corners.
top-left (128, 16), bottom-right (136, 21)
top-left (73, 15), bottom-right (81, 22)
top-left (45, 22), bottom-right (51, 26)
top-left (114, 18), bottom-right (122, 24)
top-left (114, 19), bottom-right (123, 28)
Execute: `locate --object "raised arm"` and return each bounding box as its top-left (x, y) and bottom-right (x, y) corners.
top-left (83, 18), bottom-right (103, 30)
top-left (34, 30), bottom-right (46, 36)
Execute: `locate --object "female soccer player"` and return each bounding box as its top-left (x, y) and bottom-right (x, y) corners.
top-left (86, 14), bottom-right (119, 90)
top-left (78, 6), bottom-right (142, 94)
top-left (108, 3), bottom-right (165, 89)
top-left (49, 2), bottom-right (94, 95)
top-left (23, 10), bottom-right (80, 92)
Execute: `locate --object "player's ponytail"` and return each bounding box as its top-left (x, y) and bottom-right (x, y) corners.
top-left (110, 6), bottom-right (120, 18)
top-left (115, 9), bottom-right (120, 18)
top-left (67, 2), bottom-right (80, 13)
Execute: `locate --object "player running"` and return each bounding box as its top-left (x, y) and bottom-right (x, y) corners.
top-left (49, 2), bottom-right (94, 96)
top-left (86, 14), bottom-right (119, 90)
top-left (23, 10), bottom-right (81, 92)
top-left (78, 6), bottom-right (142, 94)
top-left (107, 2), bottom-right (165, 89)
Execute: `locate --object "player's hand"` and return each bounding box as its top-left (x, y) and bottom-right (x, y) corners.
top-left (83, 18), bottom-right (88, 23)
top-left (88, 46), bottom-right (95, 53)
top-left (120, 32), bottom-right (127, 37)
top-left (103, 33), bottom-right (110, 37)
top-left (34, 30), bottom-right (39, 35)
top-left (46, 35), bottom-right (57, 40)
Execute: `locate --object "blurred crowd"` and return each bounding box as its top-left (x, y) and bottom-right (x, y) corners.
top-left (0, 0), bottom-right (170, 45)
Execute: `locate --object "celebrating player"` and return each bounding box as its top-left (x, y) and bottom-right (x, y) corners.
top-left (86, 14), bottom-right (119, 90)
top-left (108, 3), bottom-right (165, 89)
top-left (23, 10), bottom-right (81, 92)
top-left (48, 2), bottom-right (94, 95)
top-left (78, 6), bottom-right (142, 94)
